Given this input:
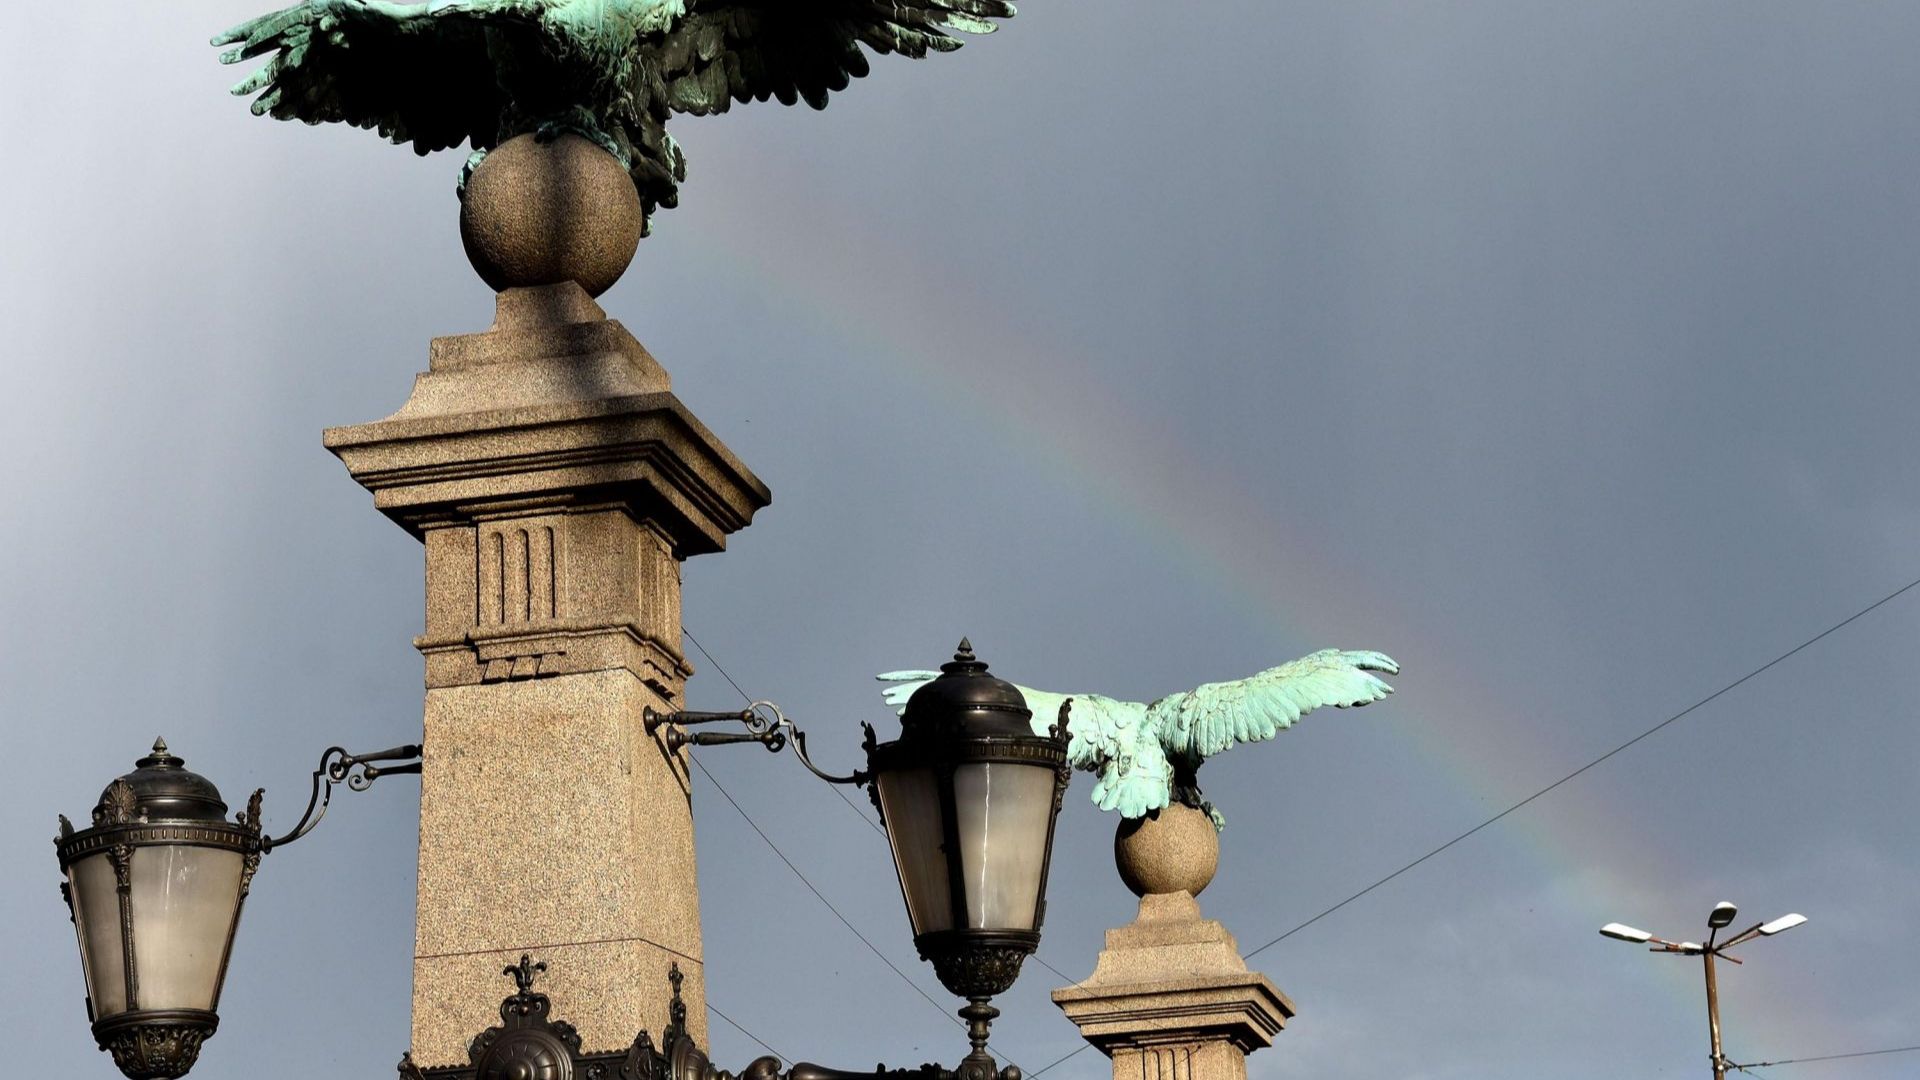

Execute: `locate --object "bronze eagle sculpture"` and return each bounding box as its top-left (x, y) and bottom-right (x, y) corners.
top-left (214, 0), bottom-right (1015, 228)
top-left (880, 650), bottom-right (1400, 830)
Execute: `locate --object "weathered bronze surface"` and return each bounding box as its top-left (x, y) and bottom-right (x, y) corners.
top-left (213, 0), bottom-right (1015, 230)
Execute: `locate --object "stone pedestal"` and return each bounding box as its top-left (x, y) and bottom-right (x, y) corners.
top-left (326, 278), bottom-right (769, 1066)
top-left (1053, 807), bottom-right (1294, 1080)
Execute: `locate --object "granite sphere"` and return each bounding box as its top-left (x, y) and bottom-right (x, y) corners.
top-left (459, 133), bottom-right (642, 297)
top-left (1114, 802), bottom-right (1220, 898)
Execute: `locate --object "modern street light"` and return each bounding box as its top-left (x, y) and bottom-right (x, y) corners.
top-left (1598, 900), bottom-right (1807, 1080)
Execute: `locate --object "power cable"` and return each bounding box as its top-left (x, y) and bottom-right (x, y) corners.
top-left (1738, 1044), bottom-right (1920, 1068)
top-left (1029, 1042), bottom-right (1093, 1079)
top-left (684, 628), bottom-right (887, 839)
top-left (707, 999), bottom-right (793, 1066)
top-left (1241, 572), bottom-right (1920, 961)
top-left (690, 752), bottom-right (1017, 1064)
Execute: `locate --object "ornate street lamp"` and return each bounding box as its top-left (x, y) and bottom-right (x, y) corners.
top-left (55, 738), bottom-right (422, 1079)
top-left (647, 638), bottom-right (1072, 1080)
top-left (867, 639), bottom-right (1070, 1074)
top-left (54, 741), bottom-right (262, 1079)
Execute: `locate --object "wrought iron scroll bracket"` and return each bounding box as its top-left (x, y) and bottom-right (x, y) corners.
top-left (263, 743), bottom-right (424, 851)
top-left (644, 702), bottom-right (867, 786)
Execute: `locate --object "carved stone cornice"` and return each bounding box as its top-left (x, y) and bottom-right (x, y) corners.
top-left (1051, 972), bottom-right (1294, 1054)
top-left (325, 285), bottom-right (768, 557)
top-left (326, 393), bottom-right (767, 555)
top-left (1052, 891), bottom-right (1296, 1067)
top-left (327, 289), bottom-right (766, 694)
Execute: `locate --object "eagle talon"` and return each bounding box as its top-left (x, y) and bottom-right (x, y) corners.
top-left (1171, 785), bottom-right (1225, 831)
top-left (456, 148), bottom-right (488, 199)
top-left (533, 112), bottom-right (630, 169)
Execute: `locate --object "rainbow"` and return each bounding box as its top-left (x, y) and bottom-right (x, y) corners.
top-left (637, 159), bottom-right (1817, 1062)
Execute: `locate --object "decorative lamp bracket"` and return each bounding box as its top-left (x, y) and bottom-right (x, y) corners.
top-left (264, 743), bottom-right (423, 851)
top-left (644, 702), bottom-right (866, 786)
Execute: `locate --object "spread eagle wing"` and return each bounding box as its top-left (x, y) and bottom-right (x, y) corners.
top-left (213, 0), bottom-right (536, 155)
top-left (638, 0), bottom-right (1016, 116)
top-left (1149, 650), bottom-right (1399, 761)
top-left (1055, 693), bottom-right (1169, 819)
top-left (876, 671), bottom-right (1170, 818)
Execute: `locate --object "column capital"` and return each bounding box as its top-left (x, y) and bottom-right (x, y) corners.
top-left (323, 282), bottom-right (769, 556)
top-left (1053, 971), bottom-right (1294, 1056)
top-left (1052, 892), bottom-right (1295, 1057)
top-left (323, 284), bottom-right (770, 693)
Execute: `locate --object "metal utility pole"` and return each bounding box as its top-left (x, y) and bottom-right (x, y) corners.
top-left (1600, 901), bottom-right (1807, 1079)
top-left (1701, 928), bottom-right (1726, 1080)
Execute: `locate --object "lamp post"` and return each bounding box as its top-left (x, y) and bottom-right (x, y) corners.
top-left (55, 739), bottom-right (422, 1079)
top-left (1599, 901), bottom-right (1807, 1080)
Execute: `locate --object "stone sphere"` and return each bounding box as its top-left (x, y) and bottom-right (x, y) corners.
top-left (1114, 803), bottom-right (1219, 898)
top-left (459, 133), bottom-right (642, 297)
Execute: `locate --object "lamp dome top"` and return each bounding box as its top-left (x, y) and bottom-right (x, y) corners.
top-left (901, 638), bottom-right (1032, 737)
top-left (97, 737), bottom-right (230, 823)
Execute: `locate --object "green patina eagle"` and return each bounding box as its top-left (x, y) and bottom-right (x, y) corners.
top-left (880, 650), bottom-right (1400, 830)
top-left (214, 0), bottom-right (1014, 226)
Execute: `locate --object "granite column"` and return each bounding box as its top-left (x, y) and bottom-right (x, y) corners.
top-left (326, 136), bottom-right (770, 1068)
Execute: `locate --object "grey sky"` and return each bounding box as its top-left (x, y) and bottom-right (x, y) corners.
top-left (7, 3), bottom-right (1920, 1078)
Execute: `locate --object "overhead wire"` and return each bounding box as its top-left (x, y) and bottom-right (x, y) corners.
top-left (684, 628), bottom-right (887, 839)
top-left (707, 999), bottom-right (793, 1066)
top-left (1241, 572), bottom-right (1920, 961)
top-left (1737, 1044), bottom-right (1920, 1068)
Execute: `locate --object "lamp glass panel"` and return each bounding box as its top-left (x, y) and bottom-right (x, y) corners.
top-left (128, 845), bottom-right (245, 1012)
top-left (953, 761), bottom-right (1057, 931)
top-left (876, 767), bottom-right (954, 935)
top-left (70, 852), bottom-right (129, 1018)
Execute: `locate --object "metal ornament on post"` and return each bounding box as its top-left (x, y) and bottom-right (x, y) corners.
top-left (55, 738), bottom-right (422, 1079)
